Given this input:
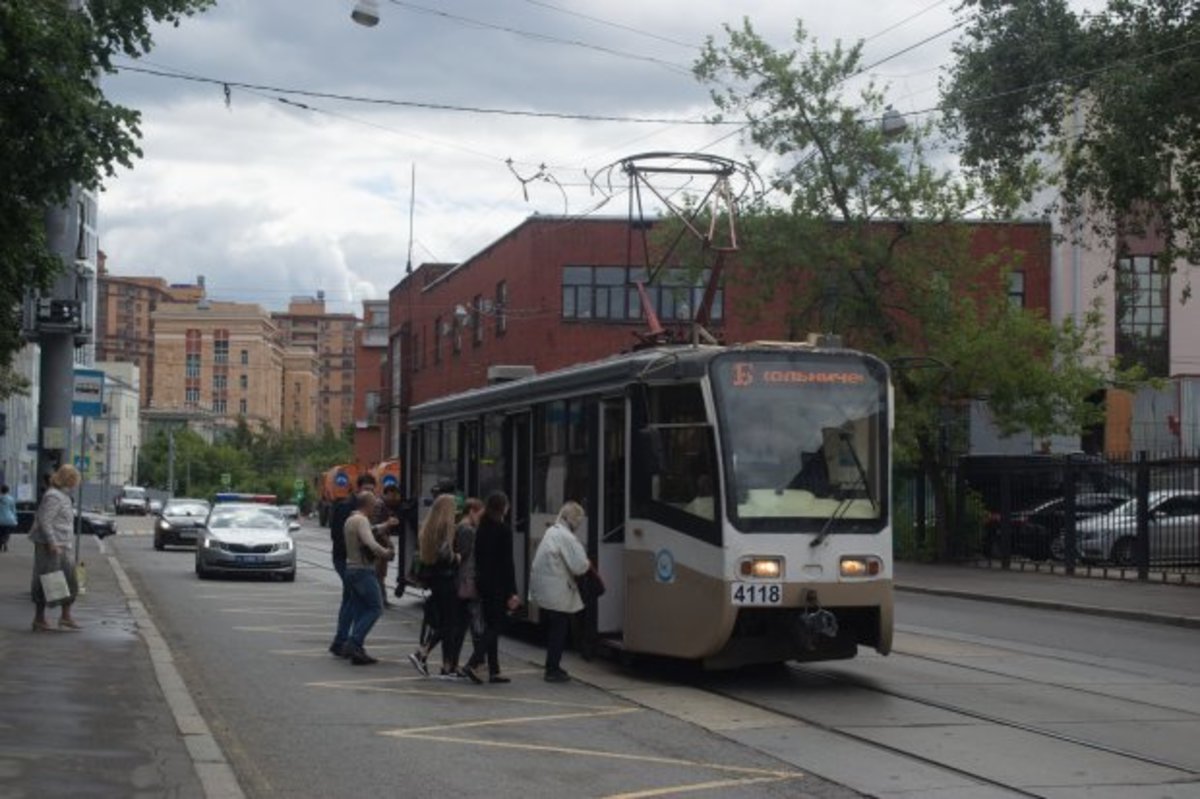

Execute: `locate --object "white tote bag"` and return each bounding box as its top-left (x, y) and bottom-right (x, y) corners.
top-left (40, 570), bottom-right (71, 605)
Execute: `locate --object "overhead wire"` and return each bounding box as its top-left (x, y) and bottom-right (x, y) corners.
top-left (382, 0), bottom-right (693, 75)
top-left (520, 0), bottom-right (701, 51)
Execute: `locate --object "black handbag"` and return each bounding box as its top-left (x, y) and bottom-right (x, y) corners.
top-left (575, 566), bottom-right (606, 602)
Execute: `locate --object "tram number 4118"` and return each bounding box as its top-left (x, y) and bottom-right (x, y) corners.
top-left (730, 582), bottom-right (783, 606)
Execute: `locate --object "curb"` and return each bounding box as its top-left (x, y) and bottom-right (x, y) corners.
top-left (106, 550), bottom-right (246, 799)
top-left (895, 583), bottom-right (1200, 630)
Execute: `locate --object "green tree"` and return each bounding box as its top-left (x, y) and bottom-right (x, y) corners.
top-left (694, 19), bottom-right (1124, 556)
top-left (0, 0), bottom-right (213, 373)
top-left (941, 0), bottom-right (1200, 276)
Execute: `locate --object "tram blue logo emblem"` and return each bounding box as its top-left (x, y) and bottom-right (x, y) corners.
top-left (654, 549), bottom-right (675, 583)
top-left (334, 473), bottom-right (350, 488)
top-left (382, 475), bottom-right (398, 488)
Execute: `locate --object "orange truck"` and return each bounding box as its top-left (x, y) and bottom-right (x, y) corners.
top-left (370, 459), bottom-right (401, 493)
top-left (317, 463), bottom-right (360, 526)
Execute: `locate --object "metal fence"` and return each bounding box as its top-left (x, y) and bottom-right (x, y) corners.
top-left (897, 453), bottom-right (1200, 583)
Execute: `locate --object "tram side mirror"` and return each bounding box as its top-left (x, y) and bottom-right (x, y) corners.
top-left (638, 427), bottom-right (664, 475)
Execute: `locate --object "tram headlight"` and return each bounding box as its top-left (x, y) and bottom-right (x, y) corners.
top-left (840, 556), bottom-right (882, 578)
top-left (739, 557), bottom-right (782, 579)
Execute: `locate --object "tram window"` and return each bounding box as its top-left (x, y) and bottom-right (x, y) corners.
top-left (478, 414), bottom-right (506, 499)
top-left (418, 422), bottom-right (458, 500)
top-left (533, 400), bottom-right (590, 515)
top-left (632, 384), bottom-right (720, 542)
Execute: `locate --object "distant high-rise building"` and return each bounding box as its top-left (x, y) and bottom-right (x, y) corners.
top-left (272, 297), bottom-right (357, 435)
top-left (95, 253), bottom-right (206, 408)
top-left (151, 301), bottom-right (290, 432)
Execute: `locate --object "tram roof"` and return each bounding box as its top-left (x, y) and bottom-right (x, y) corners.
top-left (408, 341), bottom-right (871, 423)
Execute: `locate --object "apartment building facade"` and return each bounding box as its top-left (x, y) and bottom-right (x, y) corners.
top-left (94, 253), bottom-right (205, 408)
top-left (151, 302), bottom-right (287, 432)
top-left (272, 296), bottom-right (357, 435)
top-left (353, 300), bottom-right (388, 466)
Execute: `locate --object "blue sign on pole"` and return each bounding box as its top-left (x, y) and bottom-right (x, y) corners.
top-left (72, 368), bottom-right (105, 418)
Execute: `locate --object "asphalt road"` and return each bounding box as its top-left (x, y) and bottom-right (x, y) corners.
top-left (109, 515), bottom-right (1200, 798)
top-left (108, 517), bottom-right (858, 799)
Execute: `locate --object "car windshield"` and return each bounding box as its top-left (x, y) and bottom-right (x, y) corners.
top-left (124, 488), bottom-right (146, 498)
top-left (165, 501), bottom-right (209, 516)
top-left (710, 352), bottom-right (889, 533)
top-left (207, 507), bottom-right (285, 530)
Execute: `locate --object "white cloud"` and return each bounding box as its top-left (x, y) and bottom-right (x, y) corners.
top-left (100, 0), bottom-right (993, 314)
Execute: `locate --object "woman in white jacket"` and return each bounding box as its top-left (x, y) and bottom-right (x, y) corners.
top-left (529, 501), bottom-right (589, 682)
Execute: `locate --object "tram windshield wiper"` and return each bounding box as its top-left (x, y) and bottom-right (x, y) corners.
top-left (811, 429), bottom-right (876, 548)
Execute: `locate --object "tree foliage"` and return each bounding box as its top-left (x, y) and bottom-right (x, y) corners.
top-left (694, 19), bottom-right (1126, 554)
top-left (941, 0), bottom-right (1200, 273)
top-left (0, 0), bottom-right (213, 371)
top-left (138, 424), bottom-right (352, 509)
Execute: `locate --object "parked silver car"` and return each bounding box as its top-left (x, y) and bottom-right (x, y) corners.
top-left (1077, 490), bottom-right (1200, 566)
top-left (195, 503), bottom-right (298, 581)
top-left (154, 498), bottom-right (211, 550)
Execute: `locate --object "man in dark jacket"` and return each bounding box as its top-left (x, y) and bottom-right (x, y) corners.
top-left (329, 474), bottom-right (376, 656)
top-left (462, 491), bottom-right (520, 683)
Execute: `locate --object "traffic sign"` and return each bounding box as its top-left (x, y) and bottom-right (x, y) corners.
top-left (293, 478), bottom-right (305, 490)
top-left (221, 472), bottom-right (232, 489)
top-left (72, 369), bottom-right (105, 418)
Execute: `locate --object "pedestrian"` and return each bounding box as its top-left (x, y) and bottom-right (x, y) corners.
top-left (0, 484), bottom-right (17, 552)
top-left (461, 491), bottom-right (520, 685)
top-left (341, 490), bottom-right (394, 665)
top-left (529, 500), bottom-right (590, 683)
top-left (381, 484), bottom-right (407, 598)
top-left (409, 494), bottom-right (460, 678)
top-left (451, 497), bottom-right (485, 683)
top-left (29, 465), bottom-right (82, 632)
top-left (328, 474), bottom-right (395, 657)
top-left (369, 487), bottom-right (394, 608)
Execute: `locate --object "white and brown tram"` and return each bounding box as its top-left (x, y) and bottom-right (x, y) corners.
top-left (404, 341), bottom-right (893, 668)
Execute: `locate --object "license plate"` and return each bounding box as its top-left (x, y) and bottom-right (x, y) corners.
top-left (730, 582), bottom-right (782, 606)
top-left (236, 555), bottom-right (265, 564)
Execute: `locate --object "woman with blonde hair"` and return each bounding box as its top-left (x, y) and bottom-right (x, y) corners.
top-left (30, 465), bottom-right (82, 631)
top-left (529, 500), bottom-right (590, 682)
top-left (410, 494), bottom-right (461, 677)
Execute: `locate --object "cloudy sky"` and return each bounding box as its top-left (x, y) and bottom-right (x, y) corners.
top-left (100, 0), bottom-right (973, 315)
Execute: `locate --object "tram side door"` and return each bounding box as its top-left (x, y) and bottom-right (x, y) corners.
top-left (597, 397), bottom-right (626, 636)
top-left (507, 413), bottom-right (532, 603)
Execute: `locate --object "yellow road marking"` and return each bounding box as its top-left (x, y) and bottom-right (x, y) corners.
top-left (233, 623), bottom-right (335, 632)
top-left (386, 707), bottom-right (639, 736)
top-left (270, 643), bottom-right (418, 656)
top-left (307, 681), bottom-right (620, 710)
top-left (219, 608), bottom-right (332, 617)
top-left (394, 734), bottom-right (802, 779)
top-left (603, 776), bottom-right (799, 798)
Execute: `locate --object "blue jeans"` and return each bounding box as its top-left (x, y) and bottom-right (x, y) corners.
top-left (346, 566), bottom-right (383, 649)
top-left (331, 559), bottom-right (354, 650)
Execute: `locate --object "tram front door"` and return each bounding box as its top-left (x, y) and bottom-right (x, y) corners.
top-left (597, 398), bottom-right (626, 635)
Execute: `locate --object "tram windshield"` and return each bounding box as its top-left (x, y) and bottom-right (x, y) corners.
top-left (711, 352), bottom-right (888, 533)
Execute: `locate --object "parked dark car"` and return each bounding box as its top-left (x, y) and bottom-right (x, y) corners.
top-left (154, 498), bottom-right (211, 550)
top-left (961, 454), bottom-right (1133, 518)
top-left (983, 492), bottom-right (1130, 561)
top-left (79, 510), bottom-right (117, 539)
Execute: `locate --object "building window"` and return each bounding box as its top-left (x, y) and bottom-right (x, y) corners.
top-left (240, 349), bottom-right (248, 365)
top-left (434, 316), bottom-right (443, 363)
top-left (214, 329), bottom-right (229, 364)
top-left (213, 373), bottom-right (227, 390)
top-left (1116, 255), bottom-right (1169, 377)
top-left (561, 266), bottom-right (723, 323)
top-left (472, 294), bottom-right (484, 346)
top-left (1008, 271), bottom-right (1026, 309)
top-left (495, 280), bottom-right (508, 335)
top-left (239, 398), bottom-right (247, 415)
top-left (239, 374), bottom-right (248, 390)
top-left (212, 398), bottom-right (227, 414)
top-left (185, 388), bottom-right (200, 407)
top-left (185, 354), bottom-right (201, 379)
top-left (412, 333), bottom-right (420, 373)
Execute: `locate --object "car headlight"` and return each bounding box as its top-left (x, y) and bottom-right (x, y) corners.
top-left (203, 537), bottom-right (220, 550)
top-left (275, 540), bottom-right (294, 552)
top-left (157, 519), bottom-right (171, 531)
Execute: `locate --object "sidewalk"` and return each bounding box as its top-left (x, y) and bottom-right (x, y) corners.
top-left (0, 534), bottom-right (205, 798)
top-left (895, 560), bottom-right (1200, 629)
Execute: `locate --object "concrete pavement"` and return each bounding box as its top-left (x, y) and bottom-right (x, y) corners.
top-left (896, 561), bottom-right (1200, 629)
top-left (0, 532), bottom-right (223, 798)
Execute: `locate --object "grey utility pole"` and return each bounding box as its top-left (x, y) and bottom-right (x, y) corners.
top-left (35, 191), bottom-right (86, 492)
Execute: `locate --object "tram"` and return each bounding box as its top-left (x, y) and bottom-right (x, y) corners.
top-left (405, 341), bottom-right (893, 668)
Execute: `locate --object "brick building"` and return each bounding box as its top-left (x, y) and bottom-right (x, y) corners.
top-left (272, 296), bottom-right (357, 435)
top-left (151, 301), bottom-right (289, 432)
top-left (281, 348), bottom-right (320, 435)
top-left (352, 300), bottom-right (388, 466)
top-left (380, 216), bottom-right (1053, 458)
top-left (94, 252), bottom-right (205, 408)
